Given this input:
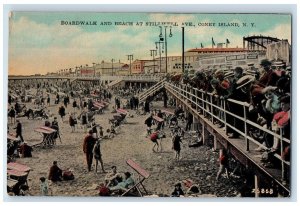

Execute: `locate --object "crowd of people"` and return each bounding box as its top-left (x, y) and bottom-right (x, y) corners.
top-left (168, 59), bottom-right (291, 166)
top-left (7, 57), bottom-right (291, 196)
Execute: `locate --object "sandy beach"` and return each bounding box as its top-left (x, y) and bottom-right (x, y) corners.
top-left (7, 92), bottom-right (244, 197)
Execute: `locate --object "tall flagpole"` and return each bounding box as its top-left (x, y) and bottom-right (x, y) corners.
top-left (182, 27), bottom-right (185, 73)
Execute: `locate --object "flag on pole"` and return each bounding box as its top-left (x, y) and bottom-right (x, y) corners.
top-left (200, 43), bottom-right (204, 48)
top-left (212, 37), bottom-right (215, 46)
top-left (226, 38), bottom-right (230, 48)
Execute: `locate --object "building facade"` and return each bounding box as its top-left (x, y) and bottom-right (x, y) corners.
top-left (131, 60), bottom-right (150, 74)
top-left (94, 61), bottom-right (126, 76)
top-left (266, 40), bottom-right (291, 65)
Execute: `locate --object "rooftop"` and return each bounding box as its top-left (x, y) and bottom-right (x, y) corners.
top-left (187, 48), bottom-right (250, 53)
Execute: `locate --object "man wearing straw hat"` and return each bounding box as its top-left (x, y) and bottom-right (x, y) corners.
top-left (226, 74), bottom-right (255, 138)
top-left (258, 59), bottom-right (276, 87)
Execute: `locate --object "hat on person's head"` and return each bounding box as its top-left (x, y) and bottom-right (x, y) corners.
top-left (53, 161), bottom-right (57, 165)
top-left (214, 68), bottom-right (224, 76)
top-left (54, 117), bottom-right (57, 120)
top-left (248, 63), bottom-right (254, 67)
top-left (272, 61), bottom-right (285, 67)
top-left (224, 71), bottom-right (234, 78)
top-left (260, 59), bottom-right (272, 67)
top-left (175, 182), bottom-right (182, 187)
top-left (88, 130), bottom-right (93, 134)
top-left (236, 75), bottom-right (255, 90)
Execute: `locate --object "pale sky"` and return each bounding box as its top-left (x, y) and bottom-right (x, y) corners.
top-left (9, 12), bottom-right (291, 75)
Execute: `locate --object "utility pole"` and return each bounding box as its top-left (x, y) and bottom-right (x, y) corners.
top-left (126, 54), bottom-right (133, 75)
top-left (111, 59), bottom-right (115, 76)
top-left (164, 26), bottom-right (172, 73)
top-left (155, 41), bottom-right (164, 73)
top-left (92, 62), bottom-right (96, 77)
top-left (182, 27), bottom-right (185, 73)
top-left (150, 49), bottom-right (157, 73)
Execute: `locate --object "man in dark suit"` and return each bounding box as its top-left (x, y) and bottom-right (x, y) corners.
top-left (83, 130), bottom-right (96, 171)
top-left (14, 119), bottom-right (24, 142)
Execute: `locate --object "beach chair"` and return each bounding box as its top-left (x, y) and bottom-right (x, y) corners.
top-left (161, 110), bottom-right (174, 126)
top-left (7, 133), bottom-right (20, 161)
top-left (153, 115), bottom-right (164, 124)
top-left (7, 178), bottom-right (18, 194)
top-left (33, 126), bottom-right (57, 147)
top-left (7, 133), bottom-right (19, 142)
top-left (122, 159), bottom-right (150, 197)
top-left (92, 101), bottom-right (104, 114)
top-left (117, 109), bottom-right (128, 124)
top-left (117, 109), bottom-right (128, 115)
top-left (7, 162), bottom-right (31, 186)
top-left (100, 101), bottom-right (110, 108)
top-left (153, 115), bottom-right (164, 131)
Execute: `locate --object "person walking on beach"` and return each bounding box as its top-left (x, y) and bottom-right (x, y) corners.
top-left (69, 113), bottom-right (76, 133)
top-left (47, 94), bottom-right (50, 106)
top-left (83, 130), bottom-right (96, 172)
top-left (93, 138), bottom-right (105, 173)
top-left (216, 149), bottom-right (229, 181)
top-left (58, 104), bottom-right (66, 122)
top-left (185, 112), bottom-right (193, 131)
top-left (51, 117), bottom-right (61, 143)
top-left (81, 111), bottom-right (88, 133)
top-left (172, 134), bottom-right (182, 161)
top-left (72, 99), bottom-right (78, 112)
top-left (145, 114), bottom-right (154, 135)
top-left (8, 106), bottom-right (16, 124)
top-left (150, 131), bottom-right (162, 152)
top-left (14, 119), bottom-right (24, 142)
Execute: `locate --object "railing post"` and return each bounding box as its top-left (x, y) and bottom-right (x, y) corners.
top-left (223, 99), bottom-right (227, 134)
top-left (280, 129), bottom-right (285, 182)
top-left (254, 175), bottom-right (259, 198)
top-left (202, 123), bottom-right (205, 144)
top-left (196, 89), bottom-right (199, 113)
top-left (210, 95), bottom-right (213, 123)
top-left (201, 92), bottom-right (205, 116)
top-left (184, 84), bottom-right (187, 99)
top-left (192, 87), bottom-right (195, 108)
top-left (244, 103), bottom-right (249, 151)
